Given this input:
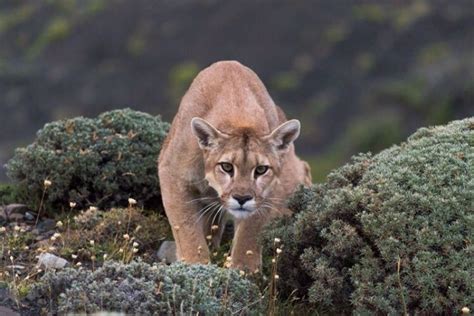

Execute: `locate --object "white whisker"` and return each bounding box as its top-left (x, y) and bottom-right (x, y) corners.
top-left (186, 196), bottom-right (217, 204)
top-left (210, 205), bottom-right (224, 227)
top-left (194, 201), bottom-right (220, 224)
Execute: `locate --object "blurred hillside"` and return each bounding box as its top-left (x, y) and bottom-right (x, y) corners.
top-left (0, 0), bottom-right (473, 182)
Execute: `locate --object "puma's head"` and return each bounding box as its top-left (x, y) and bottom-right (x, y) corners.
top-left (191, 117), bottom-right (300, 219)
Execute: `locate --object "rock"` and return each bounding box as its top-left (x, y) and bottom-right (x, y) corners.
top-left (24, 211), bottom-right (36, 221)
top-left (36, 219), bottom-right (55, 233)
top-left (37, 253), bottom-right (69, 270)
top-left (6, 265), bottom-right (25, 270)
top-left (0, 306), bottom-right (20, 316)
top-left (157, 241), bottom-right (177, 263)
top-left (7, 213), bottom-right (24, 222)
top-left (2, 204), bottom-right (31, 221)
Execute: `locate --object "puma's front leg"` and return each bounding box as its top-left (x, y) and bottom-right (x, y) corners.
top-left (230, 215), bottom-right (268, 272)
top-left (160, 177), bottom-right (210, 264)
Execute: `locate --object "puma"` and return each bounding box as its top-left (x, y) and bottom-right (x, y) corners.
top-left (158, 60), bottom-right (311, 271)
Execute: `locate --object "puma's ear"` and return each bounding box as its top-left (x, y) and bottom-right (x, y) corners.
top-left (191, 117), bottom-right (224, 149)
top-left (267, 119), bottom-right (301, 152)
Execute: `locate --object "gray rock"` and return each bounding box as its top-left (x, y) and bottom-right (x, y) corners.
top-left (37, 252), bottom-right (69, 270)
top-left (0, 306), bottom-right (20, 316)
top-left (24, 211), bottom-right (36, 221)
top-left (6, 213), bottom-right (24, 222)
top-left (2, 204), bottom-right (31, 220)
top-left (36, 218), bottom-right (55, 233)
top-left (6, 265), bottom-right (25, 270)
top-left (157, 241), bottom-right (177, 263)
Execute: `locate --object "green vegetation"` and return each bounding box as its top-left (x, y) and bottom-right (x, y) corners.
top-left (307, 114), bottom-right (404, 182)
top-left (353, 1), bottom-right (431, 30)
top-left (262, 118), bottom-right (473, 314)
top-left (271, 71), bottom-right (301, 93)
top-left (323, 23), bottom-right (348, 44)
top-left (0, 4), bottom-right (36, 34)
top-left (6, 108), bottom-right (170, 211)
top-left (168, 61), bottom-right (200, 105)
top-left (417, 42), bottom-right (450, 66)
top-left (27, 17), bottom-right (72, 59)
top-left (0, 184), bottom-right (26, 206)
top-left (31, 260), bottom-right (262, 314)
top-left (57, 206), bottom-right (171, 264)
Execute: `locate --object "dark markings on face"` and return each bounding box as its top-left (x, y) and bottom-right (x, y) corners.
top-left (242, 132), bottom-right (250, 165)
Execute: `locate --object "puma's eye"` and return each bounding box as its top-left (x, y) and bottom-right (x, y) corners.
top-left (255, 165), bottom-right (269, 176)
top-left (220, 162), bottom-right (234, 174)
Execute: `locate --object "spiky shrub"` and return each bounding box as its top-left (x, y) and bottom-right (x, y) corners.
top-left (261, 118), bottom-right (474, 314)
top-left (57, 207), bottom-right (171, 263)
top-left (31, 260), bottom-right (262, 314)
top-left (6, 109), bottom-right (169, 210)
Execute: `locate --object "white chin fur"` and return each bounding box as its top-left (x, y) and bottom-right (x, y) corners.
top-left (228, 209), bottom-right (254, 219)
top-left (226, 198), bottom-right (256, 219)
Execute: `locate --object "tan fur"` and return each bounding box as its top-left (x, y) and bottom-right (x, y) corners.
top-left (158, 61), bottom-right (311, 271)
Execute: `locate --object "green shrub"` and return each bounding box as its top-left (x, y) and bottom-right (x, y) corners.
top-left (6, 109), bottom-right (170, 211)
top-left (31, 260), bottom-right (262, 314)
top-left (58, 207), bottom-right (171, 263)
top-left (261, 118), bottom-right (474, 314)
top-left (0, 183), bottom-right (27, 205)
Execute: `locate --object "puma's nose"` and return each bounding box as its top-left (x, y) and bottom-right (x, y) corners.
top-left (233, 194), bottom-right (253, 206)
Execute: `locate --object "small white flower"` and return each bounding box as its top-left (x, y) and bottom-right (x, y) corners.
top-left (56, 221), bottom-right (63, 228)
top-left (276, 248), bottom-right (282, 254)
top-left (71, 254), bottom-right (78, 259)
top-left (14, 225), bottom-right (20, 232)
top-left (53, 232), bottom-right (61, 238)
top-left (133, 242), bottom-right (139, 248)
top-left (246, 250), bottom-right (254, 256)
top-left (44, 180), bottom-right (52, 187)
top-left (91, 255), bottom-right (96, 260)
top-left (274, 274), bottom-right (280, 280)
top-left (103, 254), bottom-right (108, 260)
top-left (0, 227), bottom-right (6, 233)
top-left (123, 234), bottom-right (130, 240)
top-left (76, 262), bottom-right (82, 267)
top-left (128, 198), bottom-right (137, 206)
top-left (274, 238), bottom-right (281, 243)
top-left (132, 248), bottom-right (138, 253)
top-left (461, 307), bottom-right (470, 314)
top-left (119, 248), bottom-right (124, 253)
top-left (89, 240), bottom-right (95, 246)
top-left (88, 206), bottom-right (98, 212)
top-left (50, 236), bottom-right (57, 241)
top-left (239, 270), bottom-right (245, 276)
top-left (69, 202), bottom-right (76, 208)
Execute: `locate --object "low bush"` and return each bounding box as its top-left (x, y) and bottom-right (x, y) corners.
top-left (30, 260), bottom-right (262, 314)
top-left (56, 207), bottom-right (171, 264)
top-left (0, 183), bottom-right (27, 206)
top-left (6, 109), bottom-right (170, 211)
top-left (262, 118), bottom-right (473, 314)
